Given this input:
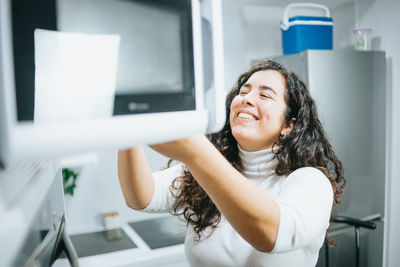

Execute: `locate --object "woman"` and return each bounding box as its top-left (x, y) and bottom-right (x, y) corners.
top-left (118, 59), bottom-right (345, 266)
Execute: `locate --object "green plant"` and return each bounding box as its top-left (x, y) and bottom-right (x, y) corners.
top-left (62, 168), bottom-right (79, 196)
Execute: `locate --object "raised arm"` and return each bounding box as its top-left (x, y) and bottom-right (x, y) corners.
top-left (117, 146), bottom-right (155, 210)
top-left (151, 135), bottom-right (333, 253)
top-left (151, 135), bottom-right (280, 252)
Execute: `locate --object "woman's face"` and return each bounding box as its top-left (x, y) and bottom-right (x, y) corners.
top-left (229, 70), bottom-right (291, 152)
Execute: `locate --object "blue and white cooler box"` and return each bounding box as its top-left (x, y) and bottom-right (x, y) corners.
top-left (280, 3), bottom-right (333, 55)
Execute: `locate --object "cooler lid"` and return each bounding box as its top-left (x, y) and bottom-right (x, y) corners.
top-left (281, 16), bottom-right (333, 30)
top-left (288, 16), bottom-right (333, 22)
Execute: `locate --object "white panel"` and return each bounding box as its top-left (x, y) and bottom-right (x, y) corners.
top-left (0, 161), bottom-right (58, 267)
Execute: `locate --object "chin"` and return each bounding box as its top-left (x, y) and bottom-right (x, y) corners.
top-left (231, 127), bottom-right (253, 144)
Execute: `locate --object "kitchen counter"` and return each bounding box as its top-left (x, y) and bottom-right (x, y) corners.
top-left (53, 215), bottom-right (188, 267)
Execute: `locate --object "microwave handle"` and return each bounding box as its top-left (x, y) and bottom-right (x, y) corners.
top-left (51, 215), bottom-right (79, 266)
top-left (23, 230), bottom-right (57, 267)
top-left (61, 224), bottom-right (79, 267)
top-left (201, 0), bottom-right (225, 133)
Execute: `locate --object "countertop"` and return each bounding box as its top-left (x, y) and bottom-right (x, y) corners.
top-left (53, 215), bottom-right (188, 267)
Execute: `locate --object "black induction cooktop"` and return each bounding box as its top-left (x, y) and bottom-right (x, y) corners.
top-left (60, 228), bottom-right (137, 258)
top-left (128, 216), bottom-right (186, 249)
top-left (59, 216), bottom-right (186, 259)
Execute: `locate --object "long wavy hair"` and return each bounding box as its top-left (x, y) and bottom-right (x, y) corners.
top-left (169, 59), bottom-right (346, 245)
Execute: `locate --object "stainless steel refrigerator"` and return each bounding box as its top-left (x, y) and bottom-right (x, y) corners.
top-left (274, 51), bottom-right (386, 267)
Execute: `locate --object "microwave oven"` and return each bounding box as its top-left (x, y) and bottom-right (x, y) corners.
top-left (0, 0), bottom-right (225, 168)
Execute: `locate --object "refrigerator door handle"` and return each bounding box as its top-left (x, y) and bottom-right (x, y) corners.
top-left (333, 216), bottom-right (377, 230)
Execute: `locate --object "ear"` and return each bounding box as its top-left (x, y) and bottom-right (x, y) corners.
top-left (280, 118), bottom-right (296, 137)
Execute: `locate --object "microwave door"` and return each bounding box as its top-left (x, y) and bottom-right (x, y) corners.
top-left (106, 0), bottom-right (196, 115)
top-left (200, 0), bottom-right (225, 133)
top-left (0, 0), bottom-right (225, 167)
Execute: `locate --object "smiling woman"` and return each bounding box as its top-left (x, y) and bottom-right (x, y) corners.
top-left (117, 59), bottom-right (346, 267)
top-left (230, 69), bottom-right (294, 152)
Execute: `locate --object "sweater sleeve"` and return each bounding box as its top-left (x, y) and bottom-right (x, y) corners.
top-left (141, 163), bottom-right (184, 213)
top-left (271, 167), bottom-right (334, 253)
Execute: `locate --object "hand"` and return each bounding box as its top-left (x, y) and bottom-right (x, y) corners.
top-left (149, 135), bottom-right (207, 164)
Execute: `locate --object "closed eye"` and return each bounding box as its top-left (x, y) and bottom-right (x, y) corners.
top-left (260, 94), bottom-right (272, 99)
top-left (239, 83), bottom-right (252, 95)
top-left (238, 89), bottom-right (249, 95)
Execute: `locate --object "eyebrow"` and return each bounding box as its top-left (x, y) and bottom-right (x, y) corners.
top-left (242, 83), bottom-right (278, 96)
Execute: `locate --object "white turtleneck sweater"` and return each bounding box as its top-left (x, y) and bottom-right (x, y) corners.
top-left (143, 146), bottom-right (333, 267)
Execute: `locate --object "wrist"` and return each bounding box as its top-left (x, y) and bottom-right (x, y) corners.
top-left (183, 135), bottom-right (216, 167)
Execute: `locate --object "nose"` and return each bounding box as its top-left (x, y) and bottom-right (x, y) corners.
top-left (242, 91), bottom-right (256, 106)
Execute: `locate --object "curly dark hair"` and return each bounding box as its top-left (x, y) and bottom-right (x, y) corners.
top-left (169, 59), bottom-right (346, 245)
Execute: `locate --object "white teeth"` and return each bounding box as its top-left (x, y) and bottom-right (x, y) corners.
top-left (238, 113), bottom-right (256, 120)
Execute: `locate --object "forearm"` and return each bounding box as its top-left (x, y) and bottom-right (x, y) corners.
top-left (117, 146), bottom-right (155, 210)
top-left (184, 137), bottom-right (280, 252)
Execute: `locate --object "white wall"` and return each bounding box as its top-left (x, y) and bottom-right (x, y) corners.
top-left (64, 148), bottom-right (169, 234)
top-left (331, 2), bottom-right (356, 50)
top-left (355, 0), bottom-right (400, 266)
top-left (221, 0), bottom-right (248, 90)
top-left (242, 5), bottom-right (284, 61)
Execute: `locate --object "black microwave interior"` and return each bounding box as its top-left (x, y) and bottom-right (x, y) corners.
top-left (12, 0), bottom-right (196, 121)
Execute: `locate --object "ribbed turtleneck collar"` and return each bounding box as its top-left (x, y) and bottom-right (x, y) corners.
top-left (238, 145), bottom-right (278, 182)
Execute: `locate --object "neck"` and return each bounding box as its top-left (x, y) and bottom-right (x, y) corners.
top-left (236, 140), bottom-right (277, 152)
top-left (238, 145), bottom-right (278, 180)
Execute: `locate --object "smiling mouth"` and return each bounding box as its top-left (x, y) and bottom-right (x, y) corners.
top-left (238, 112), bottom-right (258, 121)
